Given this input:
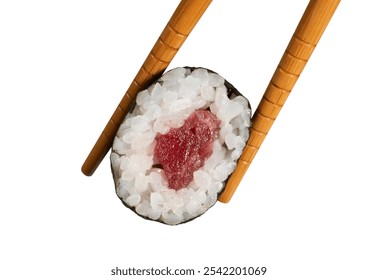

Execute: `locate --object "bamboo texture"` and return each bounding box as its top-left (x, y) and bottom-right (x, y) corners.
top-left (82, 0), bottom-right (212, 176)
top-left (218, 0), bottom-right (341, 203)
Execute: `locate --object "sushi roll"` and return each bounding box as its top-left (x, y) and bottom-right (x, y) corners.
top-left (110, 67), bottom-right (252, 225)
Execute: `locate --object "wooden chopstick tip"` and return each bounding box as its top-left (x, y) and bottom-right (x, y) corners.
top-left (81, 160), bottom-right (94, 176)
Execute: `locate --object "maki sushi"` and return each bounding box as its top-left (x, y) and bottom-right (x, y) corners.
top-left (110, 67), bottom-right (252, 225)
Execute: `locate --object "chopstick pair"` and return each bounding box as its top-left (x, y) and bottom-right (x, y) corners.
top-left (81, 0), bottom-right (341, 203)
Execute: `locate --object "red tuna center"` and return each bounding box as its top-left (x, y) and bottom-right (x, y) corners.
top-left (154, 109), bottom-right (221, 190)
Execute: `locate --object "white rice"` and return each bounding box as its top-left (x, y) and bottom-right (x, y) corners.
top-left (111, 67), bottom-right (251, 225)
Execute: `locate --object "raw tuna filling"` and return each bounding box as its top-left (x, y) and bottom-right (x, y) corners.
top-left (154, 109), bottom-right (221, 190)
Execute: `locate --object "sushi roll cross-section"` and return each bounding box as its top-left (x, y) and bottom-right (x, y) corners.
top-left (110, 67), bottom-right (252, 225)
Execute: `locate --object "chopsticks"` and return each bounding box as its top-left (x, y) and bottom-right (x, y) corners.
top-left (81, 0), bottom-right (212, 176)
top-left (82, 0), bottom-right (341, 205)
top-left (219, 0), bottom-right (341, 202)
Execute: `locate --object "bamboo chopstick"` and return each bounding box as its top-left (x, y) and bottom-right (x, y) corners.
top-left (218, 0), bottom-right (341, 203)
top-left (82, 0), bottom-right (212, 176)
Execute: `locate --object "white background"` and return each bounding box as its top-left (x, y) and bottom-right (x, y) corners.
top-left (1, 1), bottom-right (377, 279)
